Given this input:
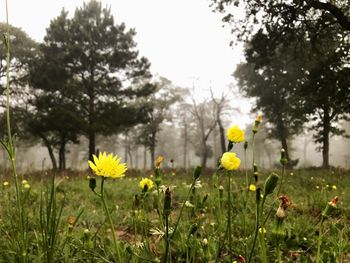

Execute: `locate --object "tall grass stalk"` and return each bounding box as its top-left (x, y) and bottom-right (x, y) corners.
top-left (39, 174), bottom-right (65, 262)
top-left (1, 2), bottom-right (27, 261)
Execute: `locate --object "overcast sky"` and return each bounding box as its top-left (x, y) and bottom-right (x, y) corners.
top-left (2, 0), bottom-right (252, 126)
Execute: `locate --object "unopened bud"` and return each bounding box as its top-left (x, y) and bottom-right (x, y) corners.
top-left (244, 141), bottom-right (248, 150)
top-left (321, 196), bottom-right (339, 218)
top-left (264, 173), bottom-right (279, 196)
top-left (163, 188), bottom-right (171, 216)
top-left (227, 141), bottom-right (233, 151)
top-left (280, 149), bottom-right (288, 166)
top-left (252, 115), bottom-right (262, 134)
top-left (276, 206), bottom-right (285, 218)
top-left (193, 166), bottom-right (202, 180)
top-left (188, 223), bottom-right (198, 237)
top-left (89, 178), bottom-right (96, 192)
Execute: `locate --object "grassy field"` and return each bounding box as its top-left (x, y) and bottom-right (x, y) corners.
top-left (1, 166), bottom-right (349, 262)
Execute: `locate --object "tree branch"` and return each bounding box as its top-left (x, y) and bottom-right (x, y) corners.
top-left (305, 0), bottom-right (350, 31)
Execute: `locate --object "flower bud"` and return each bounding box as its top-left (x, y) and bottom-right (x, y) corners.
top-left (89, 178), bottom-right (96, 192)
top-left (188, 223), bottom-right (198, 237)
top-left (264, 172), bottom-right (279, 196)
top-left (321, 196), bottom-right (339, 218)
top-left (280, 149), bottom-right (288, 166)
top-left (227, 141), bottom-right (234, 151)
top-left (193, 166), bottom-right (202, 180)
top-left (244, 141), bottom-right (248, 150)
top-left (252, 114), bottom-right (263, 134)
top-left (163, 187), bottom-right (171, 216)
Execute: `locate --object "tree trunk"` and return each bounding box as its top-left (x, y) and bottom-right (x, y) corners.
top-left (322, 106), bottom-right (330, 168)
top-left (58, 138), bottom-right (66, 170)
top-left (281, 137), bottom-right (290, 162)
top-left (42, 135), bottom-right (57, 170)
top-left (150, 131), bottom-right (156, 169)
top-left (183, 120), bottom-right (188, 169)
top-left (217, 116), bottom-right (226, 154)
top-left (201, 144), bottom-right (208, 169)
top-left (88, 67), bottom-right (95, 161)
top-left (143, 145), bottom-right (147, 170)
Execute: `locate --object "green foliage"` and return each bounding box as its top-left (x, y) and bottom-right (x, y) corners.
top-left (28, 0), bottom-right (154, 161)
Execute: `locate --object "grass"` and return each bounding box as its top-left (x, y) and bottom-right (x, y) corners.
top-left (0, 167), bottom-right (349, 262)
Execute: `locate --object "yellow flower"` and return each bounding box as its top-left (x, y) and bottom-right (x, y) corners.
top-left (22, 179), bottom-right (28, 185)
top-left (3, 181), bottom-right (9, 187)
top-left (23, 183), bottom-right (30, 189)
top-left (226, 125), bottom-right (245, 143)
top-left (249, 184), bottom-right (256, 192)
top-left (88, 152), bottom-right (127, 178)
top-left (139, 177), bottom-right (154, 191)
top-left (155, 155), bottom-right (164, 167)
top-left (332, 185), bottom-right (337, 190)
top-left (256, 114), bottom-right (263, 123)
top-left (220, 152), bottom-right (241, 171)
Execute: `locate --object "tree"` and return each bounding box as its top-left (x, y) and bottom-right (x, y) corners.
top-left (299, 41), bottom-right (350, 168)
top-left (0, 24), bottom-right (37, 142)
top-left (188, 97), bottom-right (217, 169)
top-left (234, 39), bottom-right (306, 165)
top-left (37, 1), bottom-right (153, 161)
top-left (0, 23), bottom-right (37, 94)
top-left (138, 77), bottom-right (182, 167)
top-left (25, 93), bottom-right (81, 170)
top-left (211, 0), bottom-right (350, 46)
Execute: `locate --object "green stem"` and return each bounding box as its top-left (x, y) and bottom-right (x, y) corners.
top-left (226, 171), bottom-right (233, 259)
top-left (276, 164), bottom-right (285, 198)
top-left (258, 232), bottom-right (268, 263)
top-left (4, 2), bottom-right (26, 261)
top-left (170, 180), bottom-right (196, 239)
top-left (276, 240), bottom-right (281, 263)
top-left (316, 220), bottom-right (324, 263)
top-left (100, 177), bottom-right (121, 261)
top-left (163, 214), bottom-right (170, 263)
top-left (242, 145), bottom-right (249, 258)
top-left (248, 195), bottom-right (260, 263)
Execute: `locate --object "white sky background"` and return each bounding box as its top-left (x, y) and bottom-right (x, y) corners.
top-left (1, 0), bottom-right (254, 127)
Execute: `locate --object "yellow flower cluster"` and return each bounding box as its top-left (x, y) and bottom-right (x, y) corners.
top-left (139, 177), bottom-right (154, 191)
top-left (221, 152), bottom-right (241, 171)
top-left (22, 179), bottom-right (30, 189)
top-left (226, 125), bottom-right (245, 143)
top-left (88, 152), bottom-right (127, 178)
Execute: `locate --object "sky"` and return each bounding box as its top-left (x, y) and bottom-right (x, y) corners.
top-left (1, 0), bottom-right (253, 126)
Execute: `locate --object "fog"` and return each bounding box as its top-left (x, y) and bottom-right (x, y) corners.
top-left (3, 121), bottom-right (349, 172)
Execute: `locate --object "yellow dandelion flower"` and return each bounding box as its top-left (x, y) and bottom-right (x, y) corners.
top-left (22, 179), bottom-right (28, 185)
top-left (88, 152), bottom-right (127, 178)
top-left (249, 184), bottom-right (256, 192)
top-left (155, 155), bottom-right (164, 167)
top-left (220, 152), bottom-right (241, 171)
top-left (23, 183), bottom-right (30, 189)
top-left (139, 178), bottom-right (154, 192)
top-left (3, 181), bottom-right (9, 187)
top-left (226, 125), bottom-right (245, 143)
top-left (332, 185), bottom-right (337, 190)
top-left (256, 114), bottom-right (263, 123)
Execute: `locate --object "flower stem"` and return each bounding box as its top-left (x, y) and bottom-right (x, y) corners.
top-left (316, 220), bottom-right (324, 263)
top-left (226, 171), bottom-right (233, 260)
top-left (100, 177), bottom-right (121, 261)
top-left (163, 213), bottom-right (170, 263)
top-left (248, 198), bottom-right (260, 263)
top-left (170, 180), bottom-right (195, 239)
